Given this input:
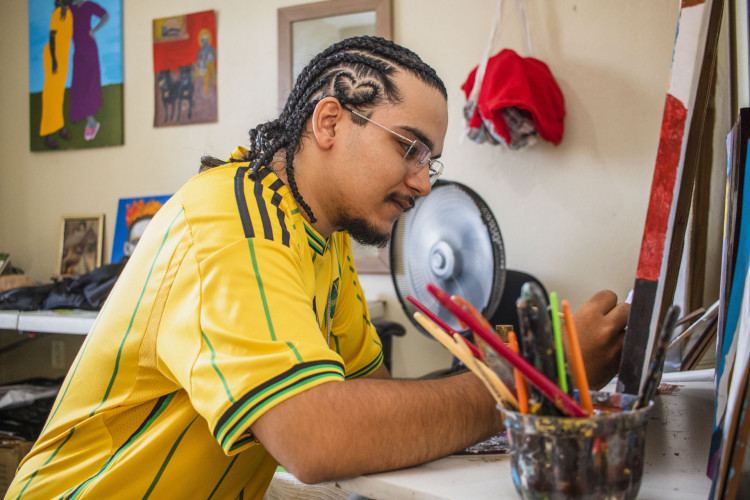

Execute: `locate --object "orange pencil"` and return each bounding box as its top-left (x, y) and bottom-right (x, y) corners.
top-left (508, 331), bottom-right (529, 414)
top-left (562, 300), bottom-right (594, 416)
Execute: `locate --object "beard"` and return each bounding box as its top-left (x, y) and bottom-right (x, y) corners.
top-left (337, 214), bottom-right (391, 248)
top-left (332, 193), bottom-right (416, 249)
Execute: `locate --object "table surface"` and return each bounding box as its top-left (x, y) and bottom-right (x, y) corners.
top-left (339, 376), bottom-right (716, 500)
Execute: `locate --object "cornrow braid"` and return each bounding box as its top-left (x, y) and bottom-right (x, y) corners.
top-left (199, 36), bottom-right (446, 224)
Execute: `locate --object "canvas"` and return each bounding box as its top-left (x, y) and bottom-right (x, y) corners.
top-left (153, 10), bottom-right (217, 127)
top-left (28, 0), bottom-right (123, 151)
top-left (111, 195), bottom-right (172, 264)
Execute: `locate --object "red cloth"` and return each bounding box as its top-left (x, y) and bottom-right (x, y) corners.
top-left (462, 49), bottom-right (565, 146)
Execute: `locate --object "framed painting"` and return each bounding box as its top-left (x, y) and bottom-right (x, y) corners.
top-left (28, 0), bottom-right (123, 151)
top-left (153, 10), bottom-right (217, 127)
top-left (111, 195), bottom-right (172, 264)
top-left (58, 214), bottom-right (104, 277)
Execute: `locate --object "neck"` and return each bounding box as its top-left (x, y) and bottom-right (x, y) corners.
top-left (270, 153), bottom-right (335, 239)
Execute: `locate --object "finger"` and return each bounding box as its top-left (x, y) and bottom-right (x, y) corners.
top-left (605, 302), bottom-right (630, 331)
top-left (585, 290), bottom-right (619, 312)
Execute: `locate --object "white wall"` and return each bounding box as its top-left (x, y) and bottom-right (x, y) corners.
top-left (0, 0), bottom-right (729, 378)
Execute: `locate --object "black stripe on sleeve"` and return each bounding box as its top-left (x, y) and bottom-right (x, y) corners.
top-left (214, 360), bottom-right (344, 440)
top-left (270, 192), bottom-right (290, 247)
top-left (234, 166), bottom-right (254, 238)
top-left (254, 181), bottom-right (274, 241)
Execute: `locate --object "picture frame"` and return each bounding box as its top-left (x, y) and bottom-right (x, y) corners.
top-left (57, 214), bottom-right (104, 277)
top-left (277, 0), bottom-right (392, 109)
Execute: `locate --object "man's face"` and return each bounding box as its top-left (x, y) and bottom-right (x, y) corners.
top-left (324, 72), bottom-right (448, 246)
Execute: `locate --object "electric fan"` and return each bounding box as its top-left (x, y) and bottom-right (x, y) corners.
top-left (390, 180), bottom-right (506, 334)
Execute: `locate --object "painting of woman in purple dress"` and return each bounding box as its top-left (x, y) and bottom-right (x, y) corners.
top-left (70, 0), bottom-right (109, 141)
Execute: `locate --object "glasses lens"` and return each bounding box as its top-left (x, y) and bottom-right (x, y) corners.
top-left (428, 160), bottom-right (443, 185)
top-left (403, 141), bottom-right (431, 168)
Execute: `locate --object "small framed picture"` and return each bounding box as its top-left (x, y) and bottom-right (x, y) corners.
top-left (58, 214), bottom-right (104, 277)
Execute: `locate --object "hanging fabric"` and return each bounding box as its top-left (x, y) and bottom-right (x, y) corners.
top-left (461, 0), bottom-right (565, 150)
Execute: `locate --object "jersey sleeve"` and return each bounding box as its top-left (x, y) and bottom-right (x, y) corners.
top-left (158, 234), bottom-right (345, 455)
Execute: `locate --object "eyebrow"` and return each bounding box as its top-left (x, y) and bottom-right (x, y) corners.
top-left (399, 125), bottom-right (438, 157)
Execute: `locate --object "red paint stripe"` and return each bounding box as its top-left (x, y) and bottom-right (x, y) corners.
top-left (636, 93), bottom-right (687, 281)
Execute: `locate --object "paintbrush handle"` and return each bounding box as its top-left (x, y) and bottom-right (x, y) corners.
top-left (426, 283), bottom-right (588, 418)
top-left (635, 305), bottom-right (681, 409)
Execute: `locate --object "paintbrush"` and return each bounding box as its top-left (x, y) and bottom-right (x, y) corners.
top-left (515, 297), bottom-right (555, 415)
top-left (426, 283), bottom-right (588, 418)
top-left (412, 311), bottom-right (518, 410)
top-left (634, 305), bottom-right (681, 409)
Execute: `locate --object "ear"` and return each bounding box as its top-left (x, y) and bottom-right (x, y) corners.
top-left (310, 97), bottom-right (345, 150)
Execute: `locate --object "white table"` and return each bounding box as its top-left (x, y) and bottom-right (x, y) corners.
top-left (338, 374), bottom-right (716, 500)
top-left (0, 300), bottom-right (387, 336)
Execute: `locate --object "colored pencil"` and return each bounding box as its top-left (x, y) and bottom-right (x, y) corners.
top-left (426, 283), bottom-right (588, 418)
top-left (407, 295), bottom-right (484, 360)
top-left (561, 300), bottom-right (593, 416)
top-left (549, 292), bottom-right (569, 393)
top-left (508, 331), bottom-right (529, 414)
top-left (412, 312), bottom-right (518, 409)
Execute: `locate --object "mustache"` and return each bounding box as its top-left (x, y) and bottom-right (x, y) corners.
top-left (386, 193), bottom-right (416, 212)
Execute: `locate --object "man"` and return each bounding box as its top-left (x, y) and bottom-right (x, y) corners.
top-left (8, 37), bottom-right (628, 498)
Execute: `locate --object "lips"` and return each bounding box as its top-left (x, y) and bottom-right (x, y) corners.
top-left (388, 194), bottom-right (415, 212)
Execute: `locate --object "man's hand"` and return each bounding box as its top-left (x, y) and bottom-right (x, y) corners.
top-left (569, 290), bottom-right (629, 390)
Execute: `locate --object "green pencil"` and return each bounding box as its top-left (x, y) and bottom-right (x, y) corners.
top-left (549, 292), bottom-right (568, 393)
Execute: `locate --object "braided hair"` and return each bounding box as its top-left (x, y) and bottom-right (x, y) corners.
top-left (200, 36), bottom-right (446, 223)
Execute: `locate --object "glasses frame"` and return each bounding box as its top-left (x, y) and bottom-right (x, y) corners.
top-left (342, 105), bottom-right (443, 185)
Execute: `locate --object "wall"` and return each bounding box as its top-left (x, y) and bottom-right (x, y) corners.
top-left (0, 0), bottom-right (729, 378)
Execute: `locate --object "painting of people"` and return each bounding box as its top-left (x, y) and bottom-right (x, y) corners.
top-left (28, 0), bottom-right (123, 151)
top-left (111, 195), bottom-right (172, 264)
top-left (153, 10), bottom-right (217, 127)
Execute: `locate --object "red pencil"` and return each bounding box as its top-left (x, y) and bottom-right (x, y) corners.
top-left (407, 295), bottom-right (484, 360)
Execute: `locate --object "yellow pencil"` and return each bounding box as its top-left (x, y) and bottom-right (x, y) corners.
top-left (562, 300), bottom-right (593, 416)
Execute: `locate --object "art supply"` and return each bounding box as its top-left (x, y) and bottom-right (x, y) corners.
top-left (562, 299), bottom-right (593, 416)
top-left (504, 391), bottom-right (653, 500)
top-left (495, 324), bottom-right (513, 343)
top-left (635, 305), bottom-right (681, 409)
top-left (412, 312), bottom-right (518, 410)
top-left (520, 283), bottom-right (565, 395)
top-left (549, 292), bottom-right (569, 394)
top-left (515, 298), bottom-right (550, 415)
top-left (426, 283), bottom-right (588, 418)
top-left (451, 295), bottom-right (516, 390)
top-left (407, 295), bottom-right (484, 360)
top-left (508, 331), bottom-right (529, 414)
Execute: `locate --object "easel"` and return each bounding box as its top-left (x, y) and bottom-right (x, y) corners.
top-left (617, 0), bottom-right (725, 396)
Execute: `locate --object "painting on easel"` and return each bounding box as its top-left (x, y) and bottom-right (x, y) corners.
top-left (617, 0), bottom-right (724, 395)
top-left (152, 10), bottom-right (217, 127)
top-left (28, 0), bottom-right (124, 151)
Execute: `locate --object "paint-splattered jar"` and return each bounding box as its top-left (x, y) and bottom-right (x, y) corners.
top-left (502, 391), bottom-right (652, 500)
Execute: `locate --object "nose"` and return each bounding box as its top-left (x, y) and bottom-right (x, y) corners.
top-left (404, 165), bottom-right (432, 196)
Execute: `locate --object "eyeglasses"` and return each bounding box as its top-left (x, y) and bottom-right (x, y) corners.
top-left (343, 106), bottom-right (444, 186)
